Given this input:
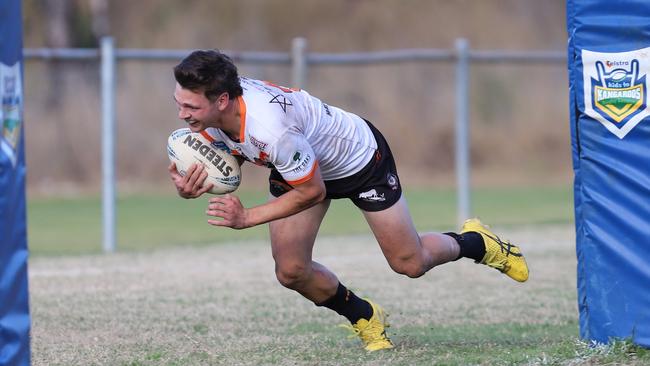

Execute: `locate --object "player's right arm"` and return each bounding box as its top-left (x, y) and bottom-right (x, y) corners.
top-left (205, 165), bottom-right (325, 229)
top-left (168, 162), bottom-right (214, 199)
top-left (205, 130), bottom-right (325, 228)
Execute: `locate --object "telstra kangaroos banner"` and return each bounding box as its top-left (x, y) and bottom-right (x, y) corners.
top-left (567, 0), bottom-right (650, 347)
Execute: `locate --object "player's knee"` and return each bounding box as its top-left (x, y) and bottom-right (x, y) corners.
top-left (389, 256), bottom-right (427, 278)
top-left (275, 262), bottom-right (310, 289)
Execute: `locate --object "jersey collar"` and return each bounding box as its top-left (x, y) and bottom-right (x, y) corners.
top-left (237, 96), bottom-right (246, 143)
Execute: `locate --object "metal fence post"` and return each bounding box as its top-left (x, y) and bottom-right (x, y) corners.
top-left (291, 37), bottom-right (307, 89)
top-left (100, 36), bottom-right (116, 253)
top-left (455, 38), bottom-right (471, 227)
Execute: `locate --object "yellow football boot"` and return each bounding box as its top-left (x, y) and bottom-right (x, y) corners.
top-left (461, 218), bottom-right (529, 282)
top-left (341, 300), bottom-right (394, 351)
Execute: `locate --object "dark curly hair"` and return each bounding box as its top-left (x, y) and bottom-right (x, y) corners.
top-left (173, 50), bottom-right (243, 101)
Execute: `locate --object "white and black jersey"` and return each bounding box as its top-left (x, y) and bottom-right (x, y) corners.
top-left (201, 77), bottom-right (377, 185)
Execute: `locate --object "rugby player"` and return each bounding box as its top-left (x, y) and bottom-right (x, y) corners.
top-left (168, 50), bottom-right (529, 351)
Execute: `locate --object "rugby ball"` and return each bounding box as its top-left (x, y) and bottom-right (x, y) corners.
top-left (167, 128), bottom-right (241, 194)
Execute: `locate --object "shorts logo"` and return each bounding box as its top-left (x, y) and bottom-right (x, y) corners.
top-left (358, 189), bottom-right (385, 202)
top-left (582, 48), bottom-right (650, 139)
top-left (387, 173), bottom-right (399, 191)
top-left (1, 62), bottom-right (22, 167)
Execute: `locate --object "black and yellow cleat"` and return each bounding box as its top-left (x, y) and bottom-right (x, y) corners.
top-left (341, 300), bottom-right (394, 351)
top-left (461, 218), bottom-right (529, 282)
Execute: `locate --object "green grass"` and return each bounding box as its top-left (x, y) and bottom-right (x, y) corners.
top-left (119, 322), bottom-right (594, 366)
top-left (27, 185), bottom-right (573, 256)
top-left (223, 321), bottom-right (586, 365)
top-left (30, 215), bottom-right (650, 366)
top-left (398, 326), bottom-right (650, 366)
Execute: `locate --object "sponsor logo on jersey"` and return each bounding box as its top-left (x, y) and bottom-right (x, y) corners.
top-left (290, 152), bottom-right (312, 174)
top-left (249, 135), bottom-right (268, 151)
top-left (232, 146), bottom-right (244, 155)
top-left (210, 140), bottom-right (232, 154)
top-left (358, 189), bottom-right (386, 202)
top-left (260, 81), bottom-right (295, 113)
top-left (269, 94), bottom-right (292, 113)
top-left (1, 62), bottom-right (22, 167)
top-left (323, 103), bottom-right (332, 117)
top-left (582, 48), bottom-right (650, 138)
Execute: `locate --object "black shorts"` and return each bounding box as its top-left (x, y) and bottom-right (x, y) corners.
top-left (269, 120), bottom-right (402, 212)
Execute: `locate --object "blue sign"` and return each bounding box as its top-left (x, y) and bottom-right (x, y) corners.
top-left (568, 0), bottom-right (650, 347)
top-left (0, 0), bottom-right (31, 364)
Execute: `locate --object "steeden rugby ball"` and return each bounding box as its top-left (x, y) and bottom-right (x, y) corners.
top-left (167, 128), bottom-right (241, 194)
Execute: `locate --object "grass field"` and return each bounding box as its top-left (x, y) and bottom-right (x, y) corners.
top-left (29, 223), bottom-right (650, 365)
top-left (26, 186), bottom-right (650, 364)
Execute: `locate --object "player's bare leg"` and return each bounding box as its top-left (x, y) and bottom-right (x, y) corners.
top-left (268, 198), bottom-right (337, 303)
top-left (363, 194), bottom-right (528, 281)
top-left (362, 195), bottom-right (460, 277)
top-left (269, 196), bottom-right (393, 351)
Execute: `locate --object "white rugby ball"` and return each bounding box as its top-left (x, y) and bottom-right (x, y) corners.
top-left (167, 128), bottom-right (241, 194)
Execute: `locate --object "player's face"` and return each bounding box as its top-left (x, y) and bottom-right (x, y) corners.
top-left (173, 83), bottom-right (220, 132)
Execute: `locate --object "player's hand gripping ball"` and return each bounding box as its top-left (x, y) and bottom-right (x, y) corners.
top-left (167, 128), bottom-right (241, 194)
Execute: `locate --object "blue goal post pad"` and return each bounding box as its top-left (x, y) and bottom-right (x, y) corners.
top-left (0, 0), bottom-right (31, 364)
top-left (567, 0), bottom-right (650, 347)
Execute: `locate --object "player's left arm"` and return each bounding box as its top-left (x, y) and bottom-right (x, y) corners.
top-left (205, 166), bottom-right (325, 229)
